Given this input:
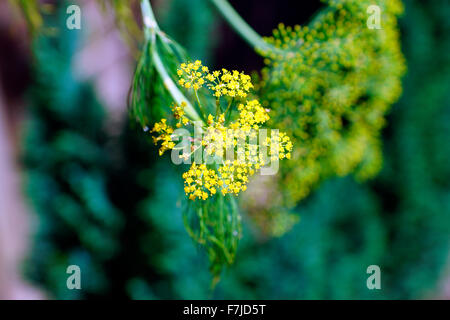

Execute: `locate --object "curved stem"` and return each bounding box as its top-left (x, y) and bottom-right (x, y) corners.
top-left (151, 47), bottom-right (201, 122)
top-left (210, 0), bottom-right (280, 54)
top-left (140, 0), bottom-right (159, 32)
top-left (140, 0), bottom-right (203, 123)
top-left (194, 90), bottom-right (207, 120)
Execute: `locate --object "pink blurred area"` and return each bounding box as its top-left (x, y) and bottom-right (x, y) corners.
top-left (0, 90), bottom-right (44, 299)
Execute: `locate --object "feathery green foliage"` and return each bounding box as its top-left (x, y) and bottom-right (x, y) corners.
top-left (183, 194), bottom-right (241, 284)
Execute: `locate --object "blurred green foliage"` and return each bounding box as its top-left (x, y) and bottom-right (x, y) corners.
top-left (158, 0), bottom-right (217, 64)
top-left (22, 0), bottom-right (449, 299)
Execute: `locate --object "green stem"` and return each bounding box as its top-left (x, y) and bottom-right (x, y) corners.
top-left (215, 99), bottom-right (221, 120)
top-left (194, 91), bottom-right (203, 113)
top-left (140, 0), bottom-right (159, 32)
top-left (140, 0), bottom-right (203, 123)
top-left (151, 47), bottom-right (202, 122)
top-left (210, 0), bottom-right (280, 54)
top-left (224, 98), bottom-right (233, 115)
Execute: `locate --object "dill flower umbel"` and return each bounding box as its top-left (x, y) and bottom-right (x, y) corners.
top-left (151, 60), bottom-right (293, 201)
top-left (258, 0), bottom-right (405, 207)
top-left (177, 61), bottom-right (253, 98)
top-left (151, 119), bottom-right (175, 156)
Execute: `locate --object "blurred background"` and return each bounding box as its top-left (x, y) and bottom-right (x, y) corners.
top-left (0, 0), bottom-right (449, 299)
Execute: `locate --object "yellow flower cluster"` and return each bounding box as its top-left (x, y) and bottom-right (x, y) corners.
top-left (171, 101), bottom-right (190, 128)
top-left (203, 114), bottom-right (227, 157)
top-left (183, 163), bottom-right (218, 200)
top-left (151, 119), bottom-right (175, 156)
top-left (177, 60), bottom-right (253, 99)
top-left (177, 60), bottom-right (208, 90)
top-left (237, 100), bottom-right (270, 131)
top-left (151, 101), bottom-right (192, 154)
top-left (180, 105), bottom-right (292, 201)
top-left (268, 132), bottom-right (294, 160)
top-left (209, 69), bottom-right (253, 98)
top-left (152, 60), bottom-right (293, 201)
top-left (217, 161), bottom-right (251, 196)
